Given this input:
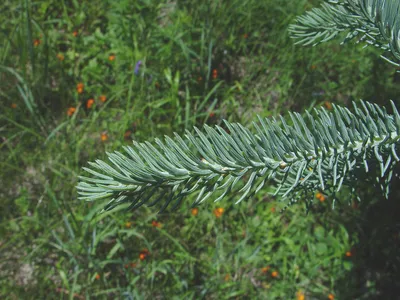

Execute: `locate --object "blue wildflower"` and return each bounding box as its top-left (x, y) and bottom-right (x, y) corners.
top-left (134, 60), bottom-right (142, 75)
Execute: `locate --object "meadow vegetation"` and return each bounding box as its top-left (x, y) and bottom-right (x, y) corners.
top-left (1, 0), bottom-right (400, 299)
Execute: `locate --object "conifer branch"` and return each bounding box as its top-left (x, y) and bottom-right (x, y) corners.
top-left (77, 101), bottom-right (400, 212)
top-left (288, 0), bottom-right (400, 66)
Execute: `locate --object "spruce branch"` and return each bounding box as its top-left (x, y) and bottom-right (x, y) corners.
top-left (77, 101), bottom-right (400, 212)
top-left (288, 0), bottom-right (400, 66)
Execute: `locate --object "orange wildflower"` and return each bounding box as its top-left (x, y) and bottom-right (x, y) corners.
top-left (11, 103), bottom-right (17, 109)
top-left (209, 112), bottom-right (215, 118)
top-left (212, 69), bottom-right (218, 79)
top-left (67, 107), bottom-right (76, 116)
top-left (76, 82), bottom-right (84, 94)
top-left (108, 54), bottom-right (116, 62)
top-left (152, 220), bottom-right (162, 228)
top-left (316, 192), bottom-right (325, 202)
top-left (328, 294), bottom-right (335, 300)
top-left (224, 274), bottom-right (230, 281)
top-left (95, 273), bottom-right (100, 280)
top-left (57, 53), bottom-right (65, 61)
top-left (99, 95), bottom-right (107, 102)
top-left (33, 39), bottom-right (41, 47)
top-left (296, 290), bottom-right (305, 300)
top-left (243, 33), bottom-right (249, 39)
top-left (125, 221), bottom-right (132, 229)
top-left (213, 207), bottom-right (224, 218)
top-left (261, 266), bottom-right (270, 274)
top-left (191, 207), bottom-right (199, 216)
top-left (139, 249), bottom-right (150, 260)
top-left (73, 30), bottom-right (78, 37)
top-left (270, 207), bottom-right (276, 213)
top-left (324, 101), bottom-right (333, 110)
top-left (101, 133), bottom-right (108, 142)
top-left (345, 251), bottom-right (352, 257)
top-left (124, 262), bottom-right (136, 269)
top-left (271, 270), bottom-right (279, 278)
top-left (86, 98), bottom-right (95, 109)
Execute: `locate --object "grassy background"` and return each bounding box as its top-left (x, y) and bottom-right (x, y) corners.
top-left (1, 0), bottom-right (400, 299)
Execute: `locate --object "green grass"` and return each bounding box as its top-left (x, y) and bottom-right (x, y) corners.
top-left (1, 0), bottom-right (400, 299)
